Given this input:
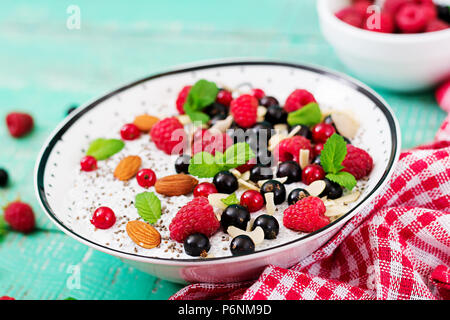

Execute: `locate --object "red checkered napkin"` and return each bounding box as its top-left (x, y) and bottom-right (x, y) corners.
top-left (171, 114), bottom-right (450, 301)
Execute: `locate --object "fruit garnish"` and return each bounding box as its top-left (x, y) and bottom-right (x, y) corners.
top-left (183, 79), bottom-right (219, 124)
top-left (221, 193), bottom-right (239, 206)
top-left (113, 155), bottom-right (142, 181)
top-left (90, 207), bottom-right (116, 229)
top-left (286, 102), bottom-right (322, 127)
top-left (5, 112), bottom-right (34, 138)
top-left (136, 169), bottom-right (157, 188)
top-left (154, 174), bottom-right (198, 196)
top-left (80, 155), bottom-right (97, 172)
top-left (86, 138), bottom-right (125, 160)
top-left (126, 220), bottom-right (161, 249)
top-left (134, 191), bottom-right (161, 224)
top-left (4, 201), bottom-right (35, 233)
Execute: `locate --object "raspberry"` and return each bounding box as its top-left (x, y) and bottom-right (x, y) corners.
top-left (5, 112), bottom-right (34, 138)
top-left (426, 19), bottom-right (449, 32)
top-left (150, 117), bottom-right (186, 155)
top-left (364, 12), bottom-right (395, 33)
top-left (191, 128), bottom-right (232, 155)
top-left (353, 0), bottom-right (373, 18)
top-left (383, 0), bottom-right (411, 15)
top-left (342, 145), bottom-right (373, 180)
top-left (176, 85), bottom-right (191, 114)
top-left (396, 3), bottom-right (428, 33)
top-left (335, 7), bottom-right (364, 28)
top-left (421, 3), bottom-right (437, 23)
top-left (274, 136), bottom-right (312, 163)
top-left (4, 201), bottom-right (35, 233)
top-left (284, 89), bottom-right (317, 113)
top-left (235, 158), bottom-right (257, 173)
top-left (283, 197), bottom-right (329, 233)
top-left (230, 94), bottom-right (258, 128)
top-left (435, 79), bottom-right (450, 112)
top-left (169, 197), bottom-right (219, 242)
top-left (0, 296), bottom-right (15, 300)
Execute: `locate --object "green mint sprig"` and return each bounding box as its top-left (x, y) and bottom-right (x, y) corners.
top-left (86, 138), bottom-right (125, 160)
top-left (188, 142), bottom-right (255, 178)
top-left (320, 133), bottom-right (356, 190)
top-left (183, 79), bottom-right (219, 124)
top-left (287, 102), bottom-right (322, 127)
top-left (134, 192), bottom-right (161, 224)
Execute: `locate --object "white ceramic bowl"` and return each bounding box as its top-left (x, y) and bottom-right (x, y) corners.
top-left (317, 0), bottom-right (450, 91)
top-left (34, 60), bottom-right (401, 284)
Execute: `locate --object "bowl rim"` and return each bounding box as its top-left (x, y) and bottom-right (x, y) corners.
top-left (317, 0), bottom-right (450, 43)
top-left (34, 59), bottom-right (401, 266)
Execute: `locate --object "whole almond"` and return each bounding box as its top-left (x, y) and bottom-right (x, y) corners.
top-left (114, 155), bottom-right (142, 181)
top-left (133, 114), bottom-right (159, 132)
top-left (126, 220), bottom-right (161, 249)
top-left (155, 174), bottom-right (198, 196)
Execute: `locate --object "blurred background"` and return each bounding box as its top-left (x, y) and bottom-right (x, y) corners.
top-left (0, 0), bottom-right (447, 299)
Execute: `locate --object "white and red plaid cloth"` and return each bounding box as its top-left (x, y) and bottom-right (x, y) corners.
top-left (170, 112), bottom-right (450, 301)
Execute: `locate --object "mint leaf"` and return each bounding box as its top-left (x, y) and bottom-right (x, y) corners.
top-left (135, 192), bottom-right (161, 224)
top-left (188, 152), bottom-right (223, 178)
top-left (326, 172), bottom-right (357, 190)
top-left (184, 103), bottom-right (210, 124)
top-left (221, 193), bottom-right (239, 206)
top-left (222, 142), bottom-right (255, 170)
top-left (320, 134), bottom-right (347, 174)
top-left (0, 215), bottom-right (7, 237)
top-left (186, 79), bottom-right (219, 111)
top-left (287, 103), bottom-right (322, 127)
top-left (86, 138), bottom-right (125, 160)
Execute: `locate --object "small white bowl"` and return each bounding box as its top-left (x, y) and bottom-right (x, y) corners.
top-left (317, 0), bottom-right (450, 92)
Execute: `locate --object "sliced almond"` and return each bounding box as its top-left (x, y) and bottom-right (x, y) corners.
top-left (126, 220), bottom-right (161, 249)
top-left (264, 192), bottom-right (275, 215)
top-left (240, 170), bottom-right (250, 181)
top-left (210, 115), bottom-right (233, 133)
top-left (331, 110), bottom-right (360, 139)
top-left (246, 218), bottom-right (255, 232)
top-left (114, 156), bottom-right (142, 181)
top-left (155, 174), bottom-right (198, 196)
top-left (257, 106), bottom-right (267, 122)
top-left (227, 226), bottom-right (265, 245)
top-left (238, 178), bottom-right (260, 191)
top-left (268, 133), bottom-right (288, 152)
top-left (305, 180), bottom-right (326, 197)
top-left (274, 123), bottom-right (288, 134)
top-left (208, 193), bottom-right (230, 210)
top-left (299, 149), bottom-right (310, 169)
top-left (133, 114), bottom-right (159, 132)
top-left (176, 114), bottom-right (192, 125)
top-left (257, 176), bottom-right (287, 187)
top-left (230, 169), bottom-right (242, 178)
top-left (333, 191), bottom-right (361, 205)
top-left (287, 125), bottom-right (301, 138)
top-left (325, 205), bottom-right (349, 217)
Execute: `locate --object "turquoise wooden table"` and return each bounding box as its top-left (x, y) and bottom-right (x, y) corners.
top-left (0, 0), bottom-right (446, 300)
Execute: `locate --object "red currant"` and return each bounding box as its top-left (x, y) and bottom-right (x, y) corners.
top-left (240, 190), bottom-right (264, 213)
top-left (216, 89), bottom-right (233, 106)
top-left (120, 123), bottom-right (141, 141)
top-left (90, 207), bottom-right (116, 229)
top-left (251, 88), bottom-right (265, 100)
top-left (313, 143), bottom-right (324, 157)
top-left (80, 156), bottom-right (97, 172)
top-left (136, 169), bottom-right (157, 188)
top-left (193, 182), bottom-right (218, 198)
top-left (311, 123), bottom-right (336, 144)
top-left (302, 164), bottom-right (325, 185)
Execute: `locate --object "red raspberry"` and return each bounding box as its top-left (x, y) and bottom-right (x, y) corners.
top-left (90, 207), bottom-right (116, 229)
top-left (251, 88), bottom-right (266, 100)
top-left (435, 79), bottom-right (450, 112)
top-left (176, 85), bottom-right (191, 114)
top-left (235, 158), bottom-right (257, 173)
top-left (335, 7), bottom-right (364, 28)
top-left (191, 128), bottom-right (232, 155)
top-left (0, 296), bottom-right (15, 300)
top-left (150, 117), bottom-right (186, 155)
top-left (353, 0), bottom-right (373, 18)
top-left (364, 12), bottom-right (395, 33)
top-left (5, 112), bottom-right (34, 138)
top-left (342, 145), bottom-right (373, 180)
top-left (80, 156), bottom-right (98, 172)
top-left (396, 3), bottom-right (428, 33)
top-left (230, 94), bottom-right (258, 128)
top-left (4, 201), bottom-right (35, 233)
top-left (283, 197), bottom-right (329, 233)
top-left (169, 197), bottom-right (219, 242)
top-left (284, 89), bottom-right (317, 113)
top-left (383, 0), bottom-right (411, 15)
top-left (274, 136), bottom-right (312, 163)
top-left (421, 3), bottom-right (437, 23)
top-left (426, 19), bottom-right (449, 32)
top-left (216, 89), bottom-right (233, 106)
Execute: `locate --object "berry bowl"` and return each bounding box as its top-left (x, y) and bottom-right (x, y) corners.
top-left (317, 0), bottom-right (450, 91)
top-left (34, 60), bottom-right (401, 284)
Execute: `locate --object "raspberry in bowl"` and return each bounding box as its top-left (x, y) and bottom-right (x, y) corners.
top-left (317, 0), bottom-right (450, 91)
top-left (35, 61), bottom-right (400, 283)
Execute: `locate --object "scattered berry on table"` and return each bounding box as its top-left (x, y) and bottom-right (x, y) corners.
top-left (80, 156), bottom-right (97, 172)
top-left (249, 165), bottom-right (273, 183)
top-left (230, 94), bottom-right (258, 128)
top-left (252, 214), bottom-right (279, 239)
top-left (221, 204), bottom-right (250, 230)
top-left (90, 207), bottom-right (116, 229)
top-left (184, 233), bottom-right (211, 257)
top-left (260, 180), bottom-right (286, 205)
top-left (276, 161), bottom-right (302, 184)
top-left (288, 188), bottom-right (310, 206)
top-left (169, 197), bottom-right (219, 243)
top-left (136, 169), bottom-right (157, 188)
top-left (342, 145), bottom-right (373, 180)
top-left (120, 123), bottom-right (141, 141)
top-left (264, 105), bottom-right (287, 124)
top-left (0, 296), bottom-right (15, 300)
top-left (216, 89), bottom-right (233, 107)
top-left (312, 123), bottom-right (336, 144)
top-left (230, 235), bottom-right (255, 256)
top-left (284, 89), bottom-right (317, 113)
top-left (193, 182), bottom-right (218, 198)
top-left (175, 154), bottom-right (191, 174)
top-left (213, 171), bottom-right (238, 194)
top-left (251, 88), bottom-right (266, 100)
top-left (321, 178), bottom-right (343, 200)
top-left (259, 96), bottom-right (279, 108)
top-left (176, 85), bottom-right (191, 114)
top-left (240, 190), bottom-right (264, 213)
top-left (302, 164), bottom-right (325, 185)
top-left (283, 196), bottom-right (329, 233)
top-left (5, 112), bottom-right (34, 138)
top-left (0, 169), bottom-right (8, 187)
top-left (150, 117), bottom-right (186, 155)
top-left (4, 201), bottom-right (36, 233)
top-left (274, 136), bottom-right (312, 163)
